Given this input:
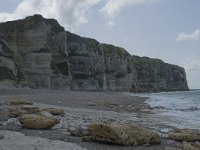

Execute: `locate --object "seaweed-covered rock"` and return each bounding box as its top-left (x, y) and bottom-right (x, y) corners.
top-left (169, 129), bottom-right (200, 142)
top-left (182, 142), bottom-right (200, 150)
top-left (87, 123), bottom-right (161, 146)
top-left (19, 114), bottom-right (59, 129)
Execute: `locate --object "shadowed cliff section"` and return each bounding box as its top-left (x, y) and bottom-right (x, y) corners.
top-left (132, 56), bottom-right (189, 92)
top-left (0, 14), bottom-right (189, 92)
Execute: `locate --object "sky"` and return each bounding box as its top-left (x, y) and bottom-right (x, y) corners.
top-left (0, 0), bottom-right (199, 89)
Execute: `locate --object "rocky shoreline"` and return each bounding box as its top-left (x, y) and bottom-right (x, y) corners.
top-left (0, 88), bottom-right (199, 150)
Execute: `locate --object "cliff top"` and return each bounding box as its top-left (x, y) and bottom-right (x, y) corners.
top-left (0, 14), bottom-right (64, 34)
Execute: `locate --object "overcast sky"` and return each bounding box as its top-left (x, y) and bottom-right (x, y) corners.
top-left (0, 0), bottom-right (199, 89)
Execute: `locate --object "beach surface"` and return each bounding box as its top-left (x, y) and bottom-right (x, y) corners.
top-left (0, 87), bottom-right (182, 150)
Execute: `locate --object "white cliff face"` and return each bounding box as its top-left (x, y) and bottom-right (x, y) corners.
top-left (102, 44), bottom-right (134, 91)
top-left (0, 15), bottom-right (189, 92)
top-left (0, 15), bottom-right (70, 89)
top-left (66, 31), bottom-right (106, 91)
top-left (132, 56), bottom-right (189, 92)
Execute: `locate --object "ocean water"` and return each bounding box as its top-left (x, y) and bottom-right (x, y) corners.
top-left (133, 90), bottom-right (200, 129)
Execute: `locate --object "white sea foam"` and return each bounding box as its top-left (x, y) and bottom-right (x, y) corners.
top-left (132, 90), bottom-right (200, 129)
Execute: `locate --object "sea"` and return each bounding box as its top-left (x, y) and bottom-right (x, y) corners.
top-left (133, 90), bottom-right (200, 129)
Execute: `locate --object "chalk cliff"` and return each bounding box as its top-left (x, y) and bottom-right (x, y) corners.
top-left (0, 15), bottom-right (189, 92)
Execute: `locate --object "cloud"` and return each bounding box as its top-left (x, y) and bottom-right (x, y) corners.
top-left (101, 0), bottom-right (157, 27)
top-left (0, 0), bottom-right (101, 30)
top-left (0, 0), bottom-right (159, 29)
top-left (184, 58), bottom-right (200, 72)
top-left (176, 29), bottom-right (200, 42)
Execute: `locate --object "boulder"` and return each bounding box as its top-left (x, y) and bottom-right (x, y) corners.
top-left (19, 114), bottom-right (59, 129)
top-left (21, 105), bottom-right (40, 114)
top-left (42, 108), bottom-right (65, 116)
top-left (182, 142), bottom-right (200, 150)
top-left (169, 129), bottom-right (200, 142)
top-left (86, 123), bottom-right (161, 146)
top-left (10, 100), bottom-right (33, 105)
top-left (3, 118), bottom-right (22, 131)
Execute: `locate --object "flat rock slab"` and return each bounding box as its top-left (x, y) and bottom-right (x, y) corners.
top-left (86, 123), bottom-right (161, 146)
top-left (19, 114), bottom-right (59, 129)
top-left (169, 129), bottom-right (200, 142)
top-left (0, 130), bottom-right (86, 150)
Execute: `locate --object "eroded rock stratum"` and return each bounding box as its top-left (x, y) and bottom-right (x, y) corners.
top-left (0, 14), bottom-right (189, 92)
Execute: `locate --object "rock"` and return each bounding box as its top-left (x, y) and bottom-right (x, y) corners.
top-left (0, 134), bottom-right (4, 139)
top-left (86, 102), bottom-right (96, 106)
top-left (68, 125), bottom-right (89, 137)
top-left (38, 111), bottom-right (53, 117)
top-left (42, 108), bottom-right (65, 116)
top-left (87, 123), bottom-right (161, 146)
top-left (21, 105), bottom-right (40, 114)
top-left (3, 118), bottom-right (22, 131)
top-left (10, 100), bottom-right (33, 105)
top-left (169, 129), bottom-right (200, 142)
top-left (19, 114), bottom-right (60, 129)
top-left (182, 142), bottom-right (200, 150)
top-left (9, 106), bottom-right (27, 118)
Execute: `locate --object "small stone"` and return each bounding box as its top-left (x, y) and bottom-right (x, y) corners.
top-left (0, 134), bottom-right (4, 139)
top-left (118, 105), bottom-right (123, 108)
top-left (68, 125), bottom-right (89, 137)
top-left (86, 102), bottom-right (96, 106)
top-left (127, 105), bottom-right (132, 108)
top-left (3, 118), bottom-right (22, 131)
